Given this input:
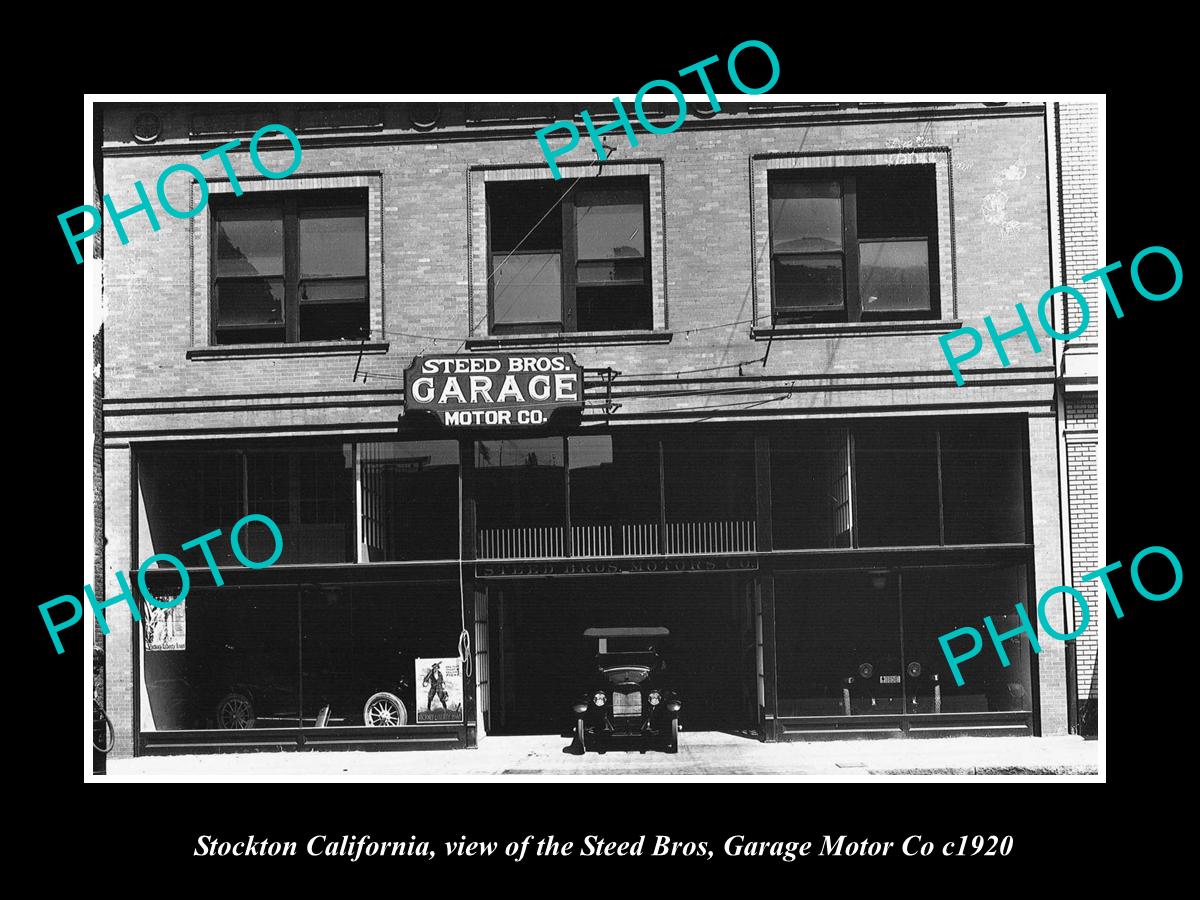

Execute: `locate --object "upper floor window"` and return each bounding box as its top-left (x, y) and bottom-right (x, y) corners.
top-left (768, 166), bottom-right (939, 324)
top-left (211, 189), bottom-right (368, 344)
top-left (486, 175), bottom-right (652, 334)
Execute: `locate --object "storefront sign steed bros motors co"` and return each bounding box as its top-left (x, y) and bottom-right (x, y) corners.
top-left (403, 352), bottom-right (584, 426)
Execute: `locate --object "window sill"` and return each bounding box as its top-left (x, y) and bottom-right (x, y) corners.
top-left (187, 341), bottom-right (390, 361)
top-left (465, 330), bottom-right (673, 350)
top-left (751, 320), bottom-right (963, 340)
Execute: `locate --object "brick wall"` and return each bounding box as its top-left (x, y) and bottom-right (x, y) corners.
top-left (1066, 397), bottom-right (1098, 708)
top-left (1056, 103), bottom-right (1100, 719)
top-left (101, 106), bottom-right (1055, 409)
top-left (1056, 104), bottom-right (1099, 339)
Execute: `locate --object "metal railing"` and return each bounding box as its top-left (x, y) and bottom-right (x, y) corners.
top-left (665, 520), bottom-right (756, 555)
top-left (476, 520), bottom-right (756, 560)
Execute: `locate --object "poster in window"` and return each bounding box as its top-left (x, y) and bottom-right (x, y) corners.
top-left (415, 657), bottom-right (463, 723)
top-left (144, 599), bottom-right (185, 651)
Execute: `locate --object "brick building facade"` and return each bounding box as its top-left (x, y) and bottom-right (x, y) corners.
top-left (93, 101), bottom-right (1090, 757)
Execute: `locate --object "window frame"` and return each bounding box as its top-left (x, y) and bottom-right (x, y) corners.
top-left (485, 175), bottom-right (653, 336)
top-left (767, 167), bottom-right (940, 325)
top-left (209, 188), bottom-right (369, 346)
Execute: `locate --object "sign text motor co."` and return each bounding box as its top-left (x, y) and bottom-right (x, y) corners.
top-left (403, 353), bottom-right (583, 426)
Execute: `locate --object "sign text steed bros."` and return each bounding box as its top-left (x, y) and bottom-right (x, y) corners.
top-left (403, 353), bottom-right (584, 426)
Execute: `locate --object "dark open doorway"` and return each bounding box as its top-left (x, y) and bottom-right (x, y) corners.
top-left (482, 574), bottom-right (759, 736)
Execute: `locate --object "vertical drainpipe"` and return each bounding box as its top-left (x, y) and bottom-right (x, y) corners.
top-left (92, 100), bottom-right (106, 775)
top-left (1044, 101), bottom-right (1079, 735)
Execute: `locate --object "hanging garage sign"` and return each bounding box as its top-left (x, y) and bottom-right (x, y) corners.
top-left (403, 352), bottom-right (584, 426)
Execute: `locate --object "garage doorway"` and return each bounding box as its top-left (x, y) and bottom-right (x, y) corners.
top-left (482, 574), bottom-right (759, 735)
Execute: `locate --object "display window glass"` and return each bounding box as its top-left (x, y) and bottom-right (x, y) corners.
top-left (140, 582), bottom-right (463, 731)
top-left (854, 421), bottom-right (941, 547)
top-left (661, 432), bottom-right (756, 555)
top-left (568, 434), bottom-right (660, 556)
top-left (940, 419), bottom-right (1029, 544)
top-left (770, 426), bottom-right (852, 549)
top-left (138, 446), bottom-right (355, 566)
top-left (474, 438), bottom-right (567, 558)
top-left (774, 564), bottom-right (1033, 720)
top-left (358, 440), bottom-right (460, 562)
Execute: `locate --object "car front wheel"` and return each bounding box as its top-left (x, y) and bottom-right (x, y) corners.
top-left (217, 692), bottom-right (255, 729)
top-left (363, 692), bottom-right (408, 727)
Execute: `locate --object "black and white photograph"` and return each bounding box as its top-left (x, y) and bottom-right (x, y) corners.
top-left (77, 93), bottom-right (1114, 782)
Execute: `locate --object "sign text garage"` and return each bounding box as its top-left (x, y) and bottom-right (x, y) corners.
top-left (403, 353), bottom-right (584, 426)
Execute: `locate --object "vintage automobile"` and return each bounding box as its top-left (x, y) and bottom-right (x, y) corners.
top-left (211, 643), bottom-right (413, 729)
top-left (567, 626), bottom-right (682, 754)
top-left (841, 656), bottom-right (941, 715)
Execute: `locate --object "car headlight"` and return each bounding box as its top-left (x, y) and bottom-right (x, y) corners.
top-left (648, 690), bottom-right (662, 706)
top-left (592, 692), bottom-right (606, 707)
top-left (858, 662), bottom-right (874, 679)
top-left (907, 661), bottom-right (922, 678)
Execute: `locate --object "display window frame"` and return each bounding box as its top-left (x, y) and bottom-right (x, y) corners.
top-left (768, 555), bottom-right (1040, 737)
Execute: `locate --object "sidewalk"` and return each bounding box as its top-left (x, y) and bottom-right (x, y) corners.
top-left (100, 732), bottom-right (1099, 780)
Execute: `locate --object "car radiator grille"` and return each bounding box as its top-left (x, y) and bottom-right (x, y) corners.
top-left (612, 692), bottom-right (642, 716)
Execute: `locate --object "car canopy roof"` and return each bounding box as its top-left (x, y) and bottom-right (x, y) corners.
top-left (583, 627), bottom-right (670, 638)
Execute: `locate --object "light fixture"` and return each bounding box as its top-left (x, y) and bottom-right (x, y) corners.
top-left (869, 569), bottom-right (888, 590)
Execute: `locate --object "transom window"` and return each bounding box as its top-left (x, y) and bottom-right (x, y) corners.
top-left (211, 189), bottom-right (368, 344)
top-left (486, 176), bottom-right (652, 334)
top-left (768, 166), bottom-right (939, 323)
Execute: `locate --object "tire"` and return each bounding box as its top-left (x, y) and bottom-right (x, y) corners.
top-left (363, 692), bottom-right (408, 727)
top-left (216, 692), bottom-right (256, 729)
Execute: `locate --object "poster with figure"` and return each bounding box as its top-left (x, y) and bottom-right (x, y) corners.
top-left (144, 601), bottom-right (185, 651)
top-left (415, 657), bottom-right (463, 723)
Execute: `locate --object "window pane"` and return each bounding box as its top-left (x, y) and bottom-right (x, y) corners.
top-left (359, 441), bottom-right (460, 562)
top-left (246, 449), bottom-right (354, 563)
top-left (576, 259), bottom-right (645, 284)
top-left (661, 432), bottom-right (755, 554)
top-left (941, 418), bottom-right (1028, 544)
top-left (216, 279), bottom-right (284, 326)
top-left (773, 255), bottom-right (844, 312)
top-left (855, 422), bottom-right (940, 547)
top-left (475, 438), bottom-right (566, 558)
top-left (775, 571), bottom-right (902, 717)
top-left (300, 583), bottom-right (464, 728)
top-left (216, 211), bottom-right (283, 278)
top-left (903, 566), bottom-right (1033, 713)
top-left (569, 435), bottom-right (660, 556)
top-left (576, 284), bottom-right (652, 332)
top-left (215, 327), bottom-right (284, 345)
top-left (492, 252), bottom-right (562, 327)
top-left (300, 302), bottom-right (368, 342)
top-left (770, 426), bottom-right (853, 549)
top-left (300, 278), bottom-right (368, 303)
top-left (300, 211), bottom-right (366, 278)
top-left (488, 181), bottom-right (563, 252)
top-left (856, 167), bottom-right (935, 238)
top-left (859, 239), bottom-right (931, 312)
top-left (575, 193), bottom-right (645, 260)
top-left (143, 586), bottom-right (299, 730)
top-left (139, 453), bottom-right (243, 568)
top-left (770, 180), bottom-right (842, 252)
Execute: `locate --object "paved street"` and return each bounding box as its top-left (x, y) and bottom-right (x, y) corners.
top-left (100, 732), bottom-right (1099, 780)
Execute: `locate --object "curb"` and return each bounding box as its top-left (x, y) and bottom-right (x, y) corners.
top-left (867, 764), bottom-right (1099, 776)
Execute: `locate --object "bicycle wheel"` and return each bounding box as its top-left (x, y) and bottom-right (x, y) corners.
top-left (93, 698), bottom-right (115, 754)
